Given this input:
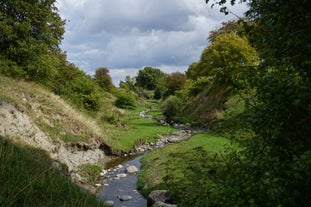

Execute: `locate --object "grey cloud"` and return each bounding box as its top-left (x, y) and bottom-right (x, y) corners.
top-left (57, 0), bottom-right (248, 84)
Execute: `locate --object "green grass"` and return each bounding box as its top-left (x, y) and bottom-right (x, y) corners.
top-left (79, 164), bottom-right (102, 185)
top-left (108, 103), bottom-right (177, 151)
top-left (138, 132), bottom-right (235, 196)
top-left (0, 136), bottom-right (108, 207)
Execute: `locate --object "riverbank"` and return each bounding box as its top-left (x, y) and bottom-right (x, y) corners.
top-left (138, 132), bottom-right (234, 203)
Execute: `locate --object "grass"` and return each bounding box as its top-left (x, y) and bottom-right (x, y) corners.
top-left (108, 102), bottom-right (177, 152)
top-left (0, 75), bottom-right (105, 144)
top-left (79, 164), bottom-right (102, 185)
top-left (0, 136), bottom-right (108, 207)
top-left (138, 132), bottom-right (235, 196)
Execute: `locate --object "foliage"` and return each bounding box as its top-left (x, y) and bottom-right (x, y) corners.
top-left (160, 95), bottom-right (182, 120)
top-left (94, 67), bottom-right (115, 92)
top-left (135, 66), bottom-right (166, 90)
top-left (195, 32), bottom-right (259, 87)
top-left (79, 164), bottom-right (102, 185)
top-left (138, 133), bottom-right (232, 199)
top-left (200, 0), bottom-right (311, 206)
top-left (114, 90), bottom-right (137, 109)
top-left (0, 0), bottom-right (65, 81)
top-left (119, 75), bottom-right (136, 91)
top-left (0, 136), bottom-right (108, 207)
top-left (183, 76), bottom-right (212, 97)
top-left (162, 72), bottom-right (187, 98)
top-left (108, 102), bottom-right (176, 151)
top-left (57, 66), bottom-right (103, 111)
top-left (208, 20), bottom-right (240, 42)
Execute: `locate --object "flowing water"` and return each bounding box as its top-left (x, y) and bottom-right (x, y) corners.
top-left (97, 122), bottom-right (195, 207)
top-left (98, 155), bottom-right (146, 207)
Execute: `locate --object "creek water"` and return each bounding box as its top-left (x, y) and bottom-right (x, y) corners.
top-left (98, 155), bottom-right (146, 207)
top-left (97, 119), bottom-right (195, 207)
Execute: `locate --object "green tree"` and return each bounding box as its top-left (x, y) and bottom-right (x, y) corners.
top-left (199, 0), bottom-right (311, 205)
top-left (0, 0), bottom-right (65, 81)
top-left (119, 75), bottom-right (136, 91)
top-left (135, 66), bottom-right (166, 90)
top-left (163, 72), bottom-right (187, 98)
top-left (94, 67), bottom-right (114, 92)
top-left (208, 20), bottom-right (240, 43)
top-left (195, 32), bottom-right (259, 87)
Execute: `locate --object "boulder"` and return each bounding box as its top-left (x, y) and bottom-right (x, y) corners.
top-left (118, 195), bottom-right (133, 201)
top-left (116, 173), bottom-right (127, 178)
top-left (152, 201), bottom-right (177, 207)
top-left (126, 165), bottom-right (138, 174)
top-left (148, 190), bottom-right (171, 207)
top-left (104, 200), bottom-right (114, 206)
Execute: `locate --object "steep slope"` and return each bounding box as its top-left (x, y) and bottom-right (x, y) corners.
top-left (0, 75), bottom-right (113, 190)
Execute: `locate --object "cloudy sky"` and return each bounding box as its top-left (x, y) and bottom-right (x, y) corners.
top-left (56, 0), bottom-right (247, 85)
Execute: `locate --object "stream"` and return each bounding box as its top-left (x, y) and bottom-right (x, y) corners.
top-left (97, 111), bottom-right (196, 207)
top-left (98, 155), bottom-right (146, 207)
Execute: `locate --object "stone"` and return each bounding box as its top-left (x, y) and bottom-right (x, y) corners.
top-left (104, 200), bottom-right (114, 206)
top-left (126, 165), bottom-right (138, 174)
top-left (151, 201), bottom-right (177, 207)
top-left (95, 183), bottom-right (102, 187)
top-left (148, 190), bottom-right (171, 207)
top-left (116, 173), bottom-right (127, 178)
top-left (118, 195), bottom-right (133, 201)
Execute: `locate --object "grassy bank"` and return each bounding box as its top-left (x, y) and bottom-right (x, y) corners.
top-left (138, 132), bottom-right (235, 197)
top-left (137, 93), bottom-right (247, 206)
top-left (108, 102), bottom-right (177, 152)
top-left (0, 136), bottom-right (108, 207)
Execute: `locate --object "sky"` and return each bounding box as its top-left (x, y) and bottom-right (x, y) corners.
top-left (56, 0), bottom-right (247, 86)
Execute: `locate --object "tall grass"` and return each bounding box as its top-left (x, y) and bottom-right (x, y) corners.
top-left (0, 136), bottom-right (108, 207)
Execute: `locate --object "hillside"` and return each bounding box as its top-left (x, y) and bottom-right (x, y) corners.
top-left (0, 75), bottom-right (114, 191)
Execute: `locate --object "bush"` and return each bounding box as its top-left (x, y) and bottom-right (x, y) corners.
top-left (114, 91), bottom-right (137, 109)
top-left (160, 96), bottom-right (182, 120)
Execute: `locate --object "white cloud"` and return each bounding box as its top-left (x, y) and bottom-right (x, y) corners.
top-left (57, 0), bottom-right (247, 85)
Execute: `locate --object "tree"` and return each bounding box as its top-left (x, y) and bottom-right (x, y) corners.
top-left (199, 0), bottom-right (311, 205)
top-left (163, 72), bottom-right (187, 98)
top-left (119, 76), bottom-right (136, 91)
top-left (0, 0), bottom-right (65, 81)
top-left (135, 66), bottom-right (166, 90)
top-left (194, 32), bottom-right (259, 88)
top-left (94, 67), bottom-right (114, 92)
top-left (208, 20), bottom-right (240, 43)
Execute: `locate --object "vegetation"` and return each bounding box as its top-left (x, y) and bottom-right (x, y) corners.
top-left (137, 0), bottom-right (310, 206)
top-left (138, 133), bottom-right (234, 197)
top-left (0, 136), bottom-right (108, 207)
top-left (1, 0), bottom-right (310, 206)
top-left (108, 102), bottom-right (177, 151)
top-left (138, 1), bottom-right (311, 206)
top-left (0, 0), bottom-right (65, 82)
top-left (135, 66), bottom-right (166, 91)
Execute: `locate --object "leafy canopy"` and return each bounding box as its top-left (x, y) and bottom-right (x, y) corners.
top-left (0, 0), bottom-right (65, 81)
top-left (135, 66), bottom-right (166, 90)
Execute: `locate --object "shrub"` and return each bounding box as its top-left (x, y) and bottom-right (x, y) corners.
top-left (114, 91), bottom-right (137, 109)
top-left (160, 95), bottom-right (182, 120)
